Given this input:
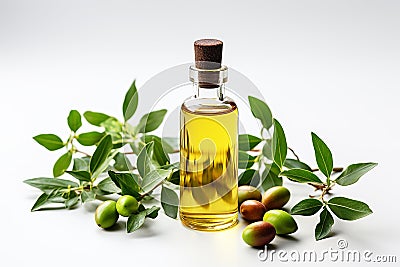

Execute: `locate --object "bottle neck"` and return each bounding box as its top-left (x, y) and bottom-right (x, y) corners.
top-left (189, 64), bottom-right (228, 101)
top-left (193, 83), bottom-right (225, 100)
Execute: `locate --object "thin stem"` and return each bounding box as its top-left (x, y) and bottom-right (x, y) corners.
top-left (65, 132), bottom-right (75, 151)
top-left (308, 183), bottom-right (325, 191)
top-left (311, 167), bottom-right (343, 173)
top-left (319, 183), bottom-right (334, 203)
top-left (60, 185), bottom-right (84, 194)
top-left (75, 150), bottom-right (91, 157)
top-left (288, 147), bottom-right (300, 161)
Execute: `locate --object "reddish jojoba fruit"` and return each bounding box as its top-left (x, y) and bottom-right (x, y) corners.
top-left (242, 221), bottom-right (276, 247)
top-left (240, 200), bottom-right (266, 222)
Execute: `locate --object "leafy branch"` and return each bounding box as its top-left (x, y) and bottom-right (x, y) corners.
top-left (25, 80), bottom-right (180, 232)
top-left (239, 96), bottom-right (377, 240)
top-left (25, 80), bottom-right (377, 240)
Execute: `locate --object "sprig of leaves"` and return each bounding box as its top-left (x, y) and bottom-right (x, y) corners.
top-left (285, 133), bottom-right (375, 240)
top-left (26, 79), bottom-right (179, 233)
top-left (239, 95), bottom-right (377, 241)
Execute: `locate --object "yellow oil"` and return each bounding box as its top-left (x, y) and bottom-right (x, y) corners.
top-left (179, 101), bottom-right (238, 231)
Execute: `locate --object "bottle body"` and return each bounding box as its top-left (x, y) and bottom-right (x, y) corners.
top-left (179, 79), bottom-right (238, 231)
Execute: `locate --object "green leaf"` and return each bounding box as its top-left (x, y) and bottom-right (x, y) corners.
top-left (238, 151), bottom-right (256, 169)
top-left (31, 190), bottom-right (63, 212)
top-left (72, 157), bottom-right (90, 172)
top-left (262, 140), bottom-right (273, 160)
top-left (145, 206), bottom-right (161, 219)
top-left (89, 135), bottom-right (113, 174)
top-left (108, 171), bottom-right (141, 197)
top-left (65, 196), bottom-right (80, 208)
top-left (136, 109), bottom-right (167, 133)
top-left (261, 166), bottom-right (283, 191)
top-left (136, 142), bottom-right (158, 178)
top-left (53, 151), bottom-right (72, 177)
top-left (315, 207), bottom-right (334, 241)
top-left (77, 131), bottom-right (105, 146)
top-left (161, 137), bottom-right (179, 153)
top-left (138, 203), bottom-right (146, 212)
top-left (96, 177), bottom-right (121, 194)
top-left (159, 162), bottom-right (179, 171)
top-left (152, 139), bottom-right (170, 166)
top-left (123, 79), bottom-right (139, 121)
top-left (328, 197), bottom-right (373, 221)
top-left (238, 169), bottom-right (260, 186)
top-left (91, 150), bottom-right (118, 179)
top-left (24, 178), bottom-right (79, 194)
top-left (291, 199), bottom-right (323, 216)
top-left (265, 162), bottom-right (282, 176)
top-left (127, 211), bottom-right (146, 233)
top-left (101, 118), bottom-right (122, 133)
top-left (161, 185), bottom-right (179, 219)
top-left (248, 96), bottom-right (273, 129)
top-left (143, 135), bottom-right (170, 166)
top-left (81, 191), bottom-right (95, 203)
top-left (335, 163), bottom-right (378, 186)
top-left (108, 171), bottom-right (141, 198)
top-left (141, 169), bottom-right (171, 193)
top-left (280, 169), bottom-right (323, 184)
top-left (65, 170), bottom-right (91, 182)
top-left (111, 139), bottom-right (125, 149)
top-left (168, 169), bottom-right (180, 185)
top-left (311, 132), bottom-right (333, 178)
top-left (113, 152), bottom-right (134, 171)
top-left (31, 193), bottom-right (52, 211)
top-left (83, 111), bottom-right (112, 126)
top-left (284, 159), bottom-right (312, 171)
top-left (33, 134), bottom-right (64, 151)
top-left (272, 119), bottom-right (287, 170)
top-left (67, 110), bottom-right (82, 132)
top-left (239, 134), bottom-right (262, 151)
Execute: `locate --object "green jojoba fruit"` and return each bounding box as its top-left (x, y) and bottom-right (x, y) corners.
top-left (263, 209), bottom-right (298, 235)
top-left (238, 185), bottom-right (262, 205)
top-left (116, 195), bottom-right (139, 217)
top-left (95, 200), bottom-right (119, 229)
top-left (261, 186), bottom-right (290, 210)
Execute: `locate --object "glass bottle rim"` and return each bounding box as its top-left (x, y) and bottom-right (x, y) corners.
top-left (189, 64), bottom-right (228, 85)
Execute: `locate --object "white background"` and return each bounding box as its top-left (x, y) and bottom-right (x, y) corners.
top-left (1, 0), bottom-right (399, 266)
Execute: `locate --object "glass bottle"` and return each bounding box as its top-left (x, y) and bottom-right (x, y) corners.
top-left (179, 39), bottom-right (238, 231)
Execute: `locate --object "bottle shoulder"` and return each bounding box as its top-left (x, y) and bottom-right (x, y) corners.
top-left (181, 96), bottom-right (237, 115)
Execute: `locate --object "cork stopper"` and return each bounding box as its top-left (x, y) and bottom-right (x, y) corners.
top-left (194, 39), bottom-right (223, 70)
